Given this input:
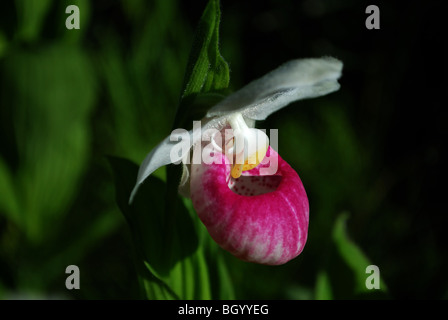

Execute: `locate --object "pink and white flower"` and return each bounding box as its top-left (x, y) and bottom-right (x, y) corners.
top-left (130, 57), bottom-right (343, 265)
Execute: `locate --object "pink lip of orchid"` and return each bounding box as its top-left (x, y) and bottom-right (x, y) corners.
top-left (190, 146), bottom-right (309, 265)
top-left (129, 57), bottom-right (343, 265)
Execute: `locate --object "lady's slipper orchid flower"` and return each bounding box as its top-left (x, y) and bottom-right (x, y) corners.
top-left (130, 57), bottom-right (343, 265)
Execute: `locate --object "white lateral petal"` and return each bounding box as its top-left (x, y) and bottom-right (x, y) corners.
top-left (206, 57), bottom-right (343, 121)
top-left (129, 131), bottom-right (192, 204)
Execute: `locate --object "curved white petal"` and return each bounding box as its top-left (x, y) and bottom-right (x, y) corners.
top-left (206, 57), bottom-right (343, 121)
top-left (128, 120), bottom-right (225, 204)
top-left (129, 131), bottom-right (192, 203)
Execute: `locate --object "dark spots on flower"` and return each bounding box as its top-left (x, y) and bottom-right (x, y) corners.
top-left (230, 175), bottom-right (282, 196)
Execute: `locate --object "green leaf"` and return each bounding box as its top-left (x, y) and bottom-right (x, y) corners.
top-left (181, 0), bottom-right (229, 97)
top-left (315, 270), bottom-right (333, 300)
top-left (0, 157), bottom-right (20, 226)
top-left (332, 212), bottom-right (387, 294)
top-left (14, 0), bottom-right (53, 42)
top-left (173, 0), bottom-right (230, 129)
top-left (0, 44), bottom-right (96, 243)
top-left (108, 156), bottom-right (211, 299)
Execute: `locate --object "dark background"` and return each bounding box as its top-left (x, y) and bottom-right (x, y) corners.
top-left (0, 0), bottom-right (446, 299)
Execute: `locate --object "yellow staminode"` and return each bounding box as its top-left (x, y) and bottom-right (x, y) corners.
top-left (230, 132), bottom-right (269, 179)
top-left (227, 113), bottom-right (269, 179)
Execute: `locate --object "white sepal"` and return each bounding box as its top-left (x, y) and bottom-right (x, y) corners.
top-left (206, 57), bottom-right (342, 121)
top-left (129, 131), bottom-right (192, 204)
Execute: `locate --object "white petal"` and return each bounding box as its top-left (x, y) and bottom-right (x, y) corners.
top-left (206, 57), bottom-right (343, 121)
top-left (129, 131), bottom-right (192, 204)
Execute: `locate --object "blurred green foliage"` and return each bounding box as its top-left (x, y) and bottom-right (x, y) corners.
top-left (0, 0), bottom-right (446, 300)
top-left (107, 1), bottom-right (234, 300)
